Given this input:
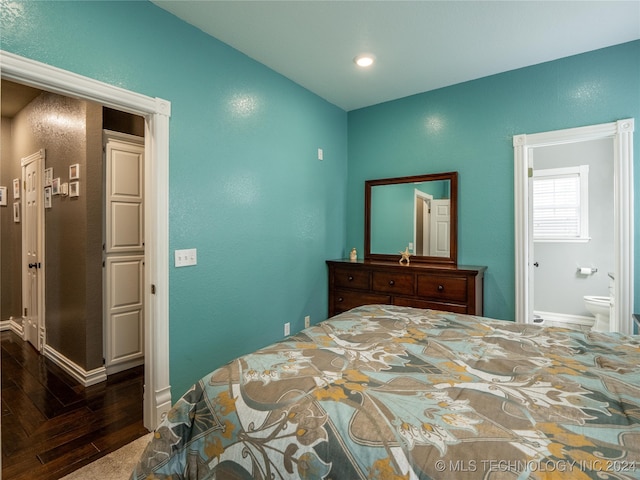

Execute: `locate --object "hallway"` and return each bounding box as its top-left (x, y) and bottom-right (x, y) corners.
top-left (1, 331), bottom-right (147, 480)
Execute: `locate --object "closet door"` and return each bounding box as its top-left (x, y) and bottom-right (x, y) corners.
top-left (103, 131), bottom-right (145, 374)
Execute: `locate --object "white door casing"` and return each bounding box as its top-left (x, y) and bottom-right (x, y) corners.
top-left (21, 149), bottom-right (45, 351)
top-left (413, 189), bottom-right (432, 256)
top-left (104, 131), bottom-right (145, 374)
top-left (513, 119), bottom-right (634, 334)
top-left (1, 50), bottom-right (172, 430)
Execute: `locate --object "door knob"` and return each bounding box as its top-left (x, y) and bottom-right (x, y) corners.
top-left (533, 262), bottom-right (539, 267)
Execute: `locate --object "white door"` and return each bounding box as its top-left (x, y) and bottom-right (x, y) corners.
top-left (104, 131), bottom-right (145, 374)
top-left (430, 199), bottom-right (450, 257)
top-left (21, 150), bottom-right (45, 351)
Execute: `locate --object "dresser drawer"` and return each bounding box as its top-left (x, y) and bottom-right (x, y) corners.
top-left (372, 271), bottom-right (414, 295)
top-left (417, 275), bottom-right (467, 303)
top-left (394, 296), bottom-right (468, 314)
top-left (333, 267), bottom-right (370, 290)
top-left (333, 289), bottom-right (391, 314)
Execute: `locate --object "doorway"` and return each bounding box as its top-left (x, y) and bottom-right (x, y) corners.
top-left (531, 139), bottom-right (614, 330)
top-left (21, 150), bottom-right (45, 351)
top-left (513, 119), bottom-right (635, 334)
top-left (1, 51), bottom-right (171, 430)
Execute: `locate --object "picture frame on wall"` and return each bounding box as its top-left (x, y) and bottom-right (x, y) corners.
top-left (13, 202), bottom-right (20, 223)
top-left (0, 186), bottom-right (6, 206)
top-left (69, 181), bottom-right (79, 198)
top-left (69, 163), bottom-right (80, 180)
top-left (52, 177), bottom-right (60, 195)
top-left (13, 178), bottom-right (20, 199)
top-left (44, 186), bottom-right (52, 208)
top-left (44, 168), bottom-right (53, 186)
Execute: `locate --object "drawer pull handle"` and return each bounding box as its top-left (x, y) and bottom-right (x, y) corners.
top-left (338, 297), bottom-right (344, 302)
top-left (348, 275), bottom-right (354, 281)
top-left (389, 280), bottom-right (395, 286)
top-left (438, 285), bottom-right (444, 292)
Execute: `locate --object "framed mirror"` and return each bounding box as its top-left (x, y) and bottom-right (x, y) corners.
top-left (365, 172), bottom-right (458, 264)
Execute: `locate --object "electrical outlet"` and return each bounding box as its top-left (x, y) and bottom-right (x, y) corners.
top-left (284, 322), bottom-right (290, 336)
top-left (304, 315), bottom-right (310, 328)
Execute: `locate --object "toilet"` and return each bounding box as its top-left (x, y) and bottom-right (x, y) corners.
top-left (584, 295), bottom-right (611, 332)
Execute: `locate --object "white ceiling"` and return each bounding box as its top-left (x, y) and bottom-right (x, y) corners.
top-left (152, 1), bottom-right (640, 111)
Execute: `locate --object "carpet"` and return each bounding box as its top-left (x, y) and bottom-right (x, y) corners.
top-left (59, 433), bottom-right (152, 480)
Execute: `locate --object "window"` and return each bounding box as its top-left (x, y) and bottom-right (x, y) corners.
top-left (533, 165), bottom-right (589, 242)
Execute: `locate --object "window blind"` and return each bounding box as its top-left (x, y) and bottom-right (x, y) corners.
top-left (533, 173), bottom-right (581, 238)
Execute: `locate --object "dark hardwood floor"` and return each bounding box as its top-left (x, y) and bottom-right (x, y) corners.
top-left (1, 331), bottom-right (149, 480)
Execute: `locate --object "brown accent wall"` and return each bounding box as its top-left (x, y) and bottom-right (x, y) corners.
top-left (8, 92), bottom-right (103, 370)
top-left (1, 117), bottom-right (22, 321)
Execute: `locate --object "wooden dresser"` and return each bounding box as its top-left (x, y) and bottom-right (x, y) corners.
top-left (327, 259), bottom-right (486, 317)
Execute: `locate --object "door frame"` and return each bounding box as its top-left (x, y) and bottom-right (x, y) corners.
top-left (413, 188), bottom-right (433, 255)
top-left (513, 119), bottom-right (634, 334)
top-left (1, 50), bottom-right (172, 430)
top-left (21, 149), bottom-right (45, 351)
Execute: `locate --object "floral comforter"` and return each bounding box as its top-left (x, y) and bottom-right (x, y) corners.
top-left (132, 305), bottom-right (640, 479)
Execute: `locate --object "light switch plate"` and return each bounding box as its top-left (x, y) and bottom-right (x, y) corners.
top-left (175, 248), bottom-right (197, 267)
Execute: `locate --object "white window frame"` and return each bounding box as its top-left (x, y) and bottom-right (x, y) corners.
top-left (532, 165), bottom-right (589, 243)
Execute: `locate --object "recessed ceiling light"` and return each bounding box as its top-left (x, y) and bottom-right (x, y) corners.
top-left (354, 54), bottom-right (375, 68)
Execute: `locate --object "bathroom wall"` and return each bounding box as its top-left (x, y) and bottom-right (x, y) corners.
top-left (533, 137), bottom-right (614, 316)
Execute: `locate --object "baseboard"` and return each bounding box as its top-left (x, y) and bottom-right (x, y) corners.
top-left (0, 318), bottom-right (24, 336)
top-left (534, 310), bottom-right (594, 327)
top-left (43, 345), bottom-right (107, 387)
top-left (154, 385), bottom-right (173, 426)
top-left (106, 357), bottom-right (144, 376)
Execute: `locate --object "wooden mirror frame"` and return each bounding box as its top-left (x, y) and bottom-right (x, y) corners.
top-left (364, 171), bottom-right (458, 265)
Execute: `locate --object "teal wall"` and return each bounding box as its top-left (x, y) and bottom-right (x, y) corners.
top-left (2, 0), bottom-right (639, 397)
top-left (1, 0), bottom-right (348, 396)
top-left (347, 40), bottom-right (640, 322)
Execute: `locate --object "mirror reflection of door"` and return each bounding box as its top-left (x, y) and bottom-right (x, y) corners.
top-left (414, 190), bottom-right (450, 257)
top-left (430, 199), bottom-right (450, 257)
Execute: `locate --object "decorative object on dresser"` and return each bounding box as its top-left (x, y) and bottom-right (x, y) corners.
top-left (399, 246), bottom-right (412, 265)
top-left (328, 171), bottom-right (487, 317)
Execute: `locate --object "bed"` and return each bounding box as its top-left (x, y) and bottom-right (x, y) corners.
top-left (131, 305), bottom-right (640, 479)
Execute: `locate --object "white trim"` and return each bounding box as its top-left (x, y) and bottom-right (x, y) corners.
top-left (413, 188), bottom-right (433, 255)
top-left (106, 357), bottom-right (144, 376)
top-left (514, 119), bottom-right (634, 335)
top-left (0, 318), bottom-right (25, 336)
top-left (1, 50), bottom-right (171, 429)
top-left (43, 344), bottom-right (108, 387)
top-left (534, 310), bottom-right (595, 328)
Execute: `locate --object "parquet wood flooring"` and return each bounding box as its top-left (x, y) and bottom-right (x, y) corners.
top-left (1, 331), bottom-right (149, 480)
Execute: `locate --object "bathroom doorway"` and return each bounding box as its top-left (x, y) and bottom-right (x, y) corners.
top-left (513, 119), bottom-right (635, 334)
top-left (531, 138), bottom-right (614, 330)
